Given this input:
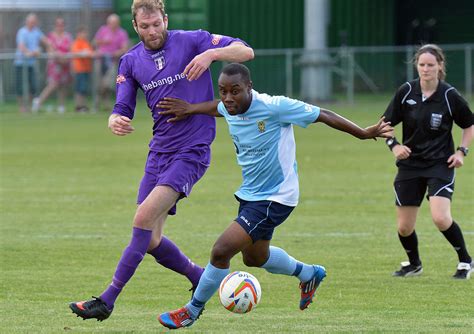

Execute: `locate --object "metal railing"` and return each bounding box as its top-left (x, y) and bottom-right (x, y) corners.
top-left (1, 44), bottom-right (473, 107)
top-left (249, 44), bottom-right (473, 103)
top-left (0, 52), bottom-right (110, 111)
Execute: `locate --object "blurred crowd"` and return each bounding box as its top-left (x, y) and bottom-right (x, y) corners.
top-left (15, 13), bottom-right (130, 113)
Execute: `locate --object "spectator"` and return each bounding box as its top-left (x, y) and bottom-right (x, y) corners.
top-left (14, 13), bottom-right (49, 113)
top-left (32, 17), bottom-right (73, 113)
top-left (71, 26), bottom-right (94, 112)
top-left (93, 14), bottom-right (129, 110)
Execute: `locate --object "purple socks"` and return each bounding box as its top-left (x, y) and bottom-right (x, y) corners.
top-left (148, 236), bottom-right (203, 287)
top-left (100, 227), bottom-right (152, 309)
top-left (100, 231), bottom-right (202, 310)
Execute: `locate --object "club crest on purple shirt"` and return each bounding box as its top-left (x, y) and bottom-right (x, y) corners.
top-left (211, 34), bottom-right (222, 45)
top-left (116, 74), bottom-right (126, 84)
top-left (154, 56), bottom-right (166, 71)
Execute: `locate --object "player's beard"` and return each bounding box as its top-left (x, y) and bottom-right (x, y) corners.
top-left (140, 30), bottom-right (168, 50)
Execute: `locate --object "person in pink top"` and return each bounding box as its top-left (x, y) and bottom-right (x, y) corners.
top-left (94, 13), bottom-right (130, 109)
top-left (32, 17), bottom-right (73, 113)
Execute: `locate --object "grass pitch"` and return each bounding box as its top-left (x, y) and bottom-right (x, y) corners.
top-left (1, 96), bottom-right (473, 333)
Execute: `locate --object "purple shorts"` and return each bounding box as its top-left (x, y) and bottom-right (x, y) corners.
top-left (137, 145), bottom-right (211, 215)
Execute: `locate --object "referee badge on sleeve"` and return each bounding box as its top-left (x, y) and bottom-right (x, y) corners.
top-left (430, 113), bottom-right (442, 130)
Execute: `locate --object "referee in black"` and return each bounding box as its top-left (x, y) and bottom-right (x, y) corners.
top-left (383, 44), bottom-right (473, 279)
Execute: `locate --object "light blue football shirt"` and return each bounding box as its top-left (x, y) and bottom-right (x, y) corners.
top-left (14, 26), bottom-right (44, 66)
top-left (217, 90), bottom-right (320, 206)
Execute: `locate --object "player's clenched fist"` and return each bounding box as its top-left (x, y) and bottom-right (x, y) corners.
top-left (108, 114), bottom-right (135, 136)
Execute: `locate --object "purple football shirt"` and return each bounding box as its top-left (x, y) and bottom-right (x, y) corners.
top-left (112, 30), bottom-right (246, 152)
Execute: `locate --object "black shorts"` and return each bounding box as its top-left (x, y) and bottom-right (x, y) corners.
top-left (234, 196), bottom-right (294, 243)
top-left (393, 164), bottom-right (455, 206)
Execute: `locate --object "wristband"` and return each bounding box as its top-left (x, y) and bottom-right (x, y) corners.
top-left (385, 137), bottom-right (400, 151)
top-left (456, 146), bottom-right (469, 156)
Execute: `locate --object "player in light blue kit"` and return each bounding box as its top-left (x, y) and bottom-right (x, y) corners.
top-left (157, 63), bottom-right (393, 329)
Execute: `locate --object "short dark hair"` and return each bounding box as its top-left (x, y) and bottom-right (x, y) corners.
top-left (220, 63), bottom-right (251, 84)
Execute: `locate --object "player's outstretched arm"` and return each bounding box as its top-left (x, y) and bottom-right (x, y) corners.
top-left (157, 97), bottom-right (221, 122)
top-left (184, 42), bottom-right (254, 81)
top-left (315, 109), bottom-right (393, 140)
top-left (108, 114), bottom-right (135, 136)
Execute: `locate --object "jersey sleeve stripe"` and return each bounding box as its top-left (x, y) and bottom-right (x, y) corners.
top-left (444, 87), bottom-right (455, 117)
top-left (401, 82), bottom-right (412, 105)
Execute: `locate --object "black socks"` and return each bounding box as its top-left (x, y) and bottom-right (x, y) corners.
top-left (398, 231), bottom-right (421, 266)
top-left (441, 221), bottom-right (472, 264)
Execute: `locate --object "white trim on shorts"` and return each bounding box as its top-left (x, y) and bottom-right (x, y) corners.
top-left (432, 170), bottom-right (456, 197)
top-left (393, 187), bottom-right (402, 206)
top-left (248, 202), bottom-right (272, 236)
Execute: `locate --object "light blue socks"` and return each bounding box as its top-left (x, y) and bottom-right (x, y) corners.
top-left (261, 246), bottom-right (314, 282)
top-left (186, 246), bottom-right (314, 319)
top-left (186, 262), bottom-right (229, 319)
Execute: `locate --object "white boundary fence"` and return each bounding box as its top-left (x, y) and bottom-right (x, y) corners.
top-left (249, 44), bottom-right (473, 103)
top-left (0, 53), bottom-right (107, 111)
top-left (0, 44), bottom-right (472, 107)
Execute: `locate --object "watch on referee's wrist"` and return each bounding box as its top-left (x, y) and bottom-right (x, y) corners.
top-left (456, 146), bottom-right (469, 156)
top-left (386, 137), bottom-right (400, 151)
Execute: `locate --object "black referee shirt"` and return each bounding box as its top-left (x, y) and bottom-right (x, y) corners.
top-left (384, 79), bottom-right (473, 168)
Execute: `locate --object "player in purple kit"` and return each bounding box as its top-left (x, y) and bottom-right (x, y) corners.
top-left (69, 0), bottom-right (254, 321)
